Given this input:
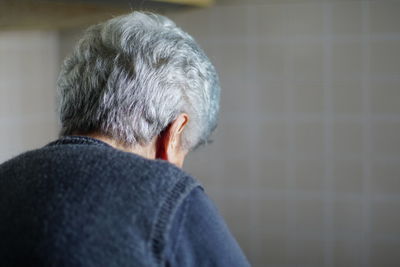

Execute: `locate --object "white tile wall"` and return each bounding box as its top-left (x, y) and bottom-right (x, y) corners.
top-left (0, 31), bottom-right (59, 163)
top-left (170, 1), bottom-right (400, 266)
top-left (1, 1), bottom-right (400, 266)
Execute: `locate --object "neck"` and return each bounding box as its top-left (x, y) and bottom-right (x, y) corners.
top-left (81, 133), bottom-right (157, 160)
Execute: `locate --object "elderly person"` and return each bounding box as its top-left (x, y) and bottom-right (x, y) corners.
top-left (0, 11), bottom-right (250, 267)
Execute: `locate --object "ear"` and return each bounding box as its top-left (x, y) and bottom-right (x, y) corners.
top-left (155, 113), bottom-right (189, 167)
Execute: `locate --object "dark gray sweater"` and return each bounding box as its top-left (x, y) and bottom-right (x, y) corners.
top-left (0, 136), bottom-right (250, 267)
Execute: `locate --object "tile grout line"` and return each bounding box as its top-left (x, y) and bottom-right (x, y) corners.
top-left (218, 111), bottom-right (400, 124)
top-left (201, 32), bottom-right (400, 46)
top-left (322, 2), bottom-right (335, 267)
top-left (283, 5), bottom-right (298, 263)
top-left (361, 1), bottom-right (372, 267)
top-left (207, 185), bottom-right (400, 204)
top-left (244, 5), bottom-right (263, 264)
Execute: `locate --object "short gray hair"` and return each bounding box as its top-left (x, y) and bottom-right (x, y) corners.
top-left (57, 11), bottom-right (220, 151)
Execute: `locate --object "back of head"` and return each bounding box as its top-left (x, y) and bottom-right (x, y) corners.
top-left (57, 11), bottom-right (220, 151)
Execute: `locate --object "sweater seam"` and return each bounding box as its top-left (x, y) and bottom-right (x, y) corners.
top-left (150, 175), bottom-right (198, 265)
top-left (171, 189), bottom-right (192, 259)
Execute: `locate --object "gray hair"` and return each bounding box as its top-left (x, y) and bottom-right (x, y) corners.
top-left (57, 11), bottom-right (220, 151)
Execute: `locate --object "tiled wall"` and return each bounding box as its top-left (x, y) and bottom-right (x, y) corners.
top-left (0, 31), bottom-right (59, 163)
top-left (1, 1), bottom-right (399, 266)
top-left (169, 1), bottom-right (400, 266)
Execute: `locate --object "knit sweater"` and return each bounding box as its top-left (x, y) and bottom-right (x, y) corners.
top-left (0, 136), bottom-right (250, 267)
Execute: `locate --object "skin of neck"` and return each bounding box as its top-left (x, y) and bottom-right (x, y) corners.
top-left (79, 113), bottom-right (190, 168)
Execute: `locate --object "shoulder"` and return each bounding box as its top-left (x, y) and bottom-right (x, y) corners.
top-left (0, 141), bottom-right (203, 266)
top-left (165, 187), bottom-right (251, 267)
top-left (1, 140), bottom-right (188, 182)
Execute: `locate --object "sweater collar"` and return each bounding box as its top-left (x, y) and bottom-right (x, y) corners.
top-left (46, 135), bottom-right (112, 148)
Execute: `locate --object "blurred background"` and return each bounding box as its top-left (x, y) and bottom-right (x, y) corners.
top-left (1, 0), bottom-right (400, 266)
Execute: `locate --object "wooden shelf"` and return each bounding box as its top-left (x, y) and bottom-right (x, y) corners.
top-left (0, 0), bottom-right (214, 31)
